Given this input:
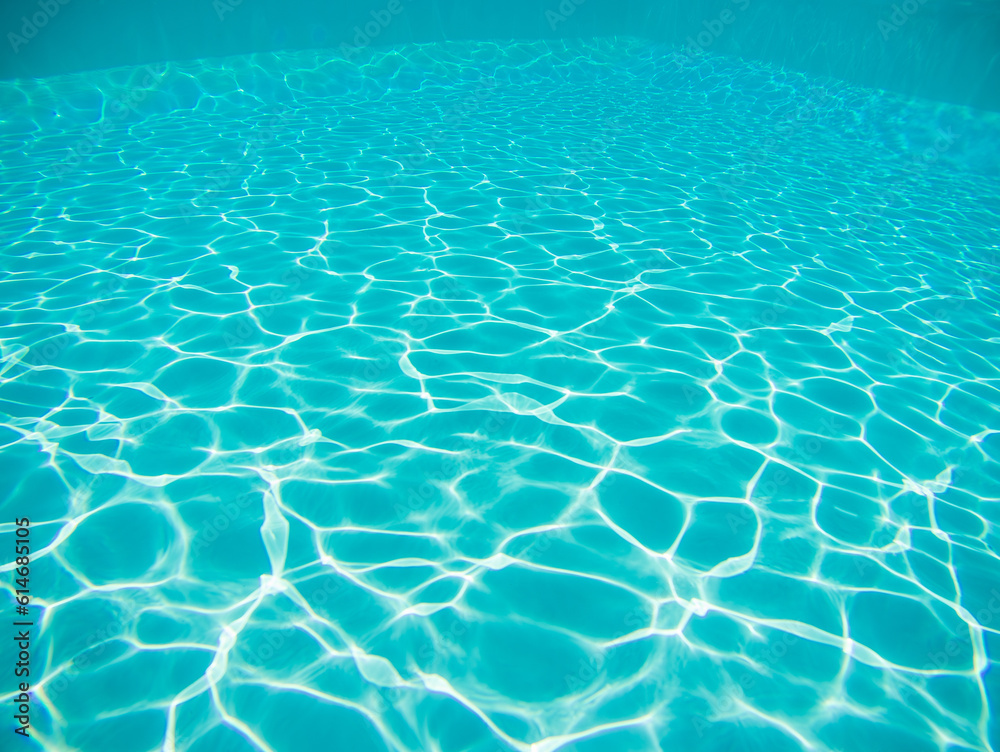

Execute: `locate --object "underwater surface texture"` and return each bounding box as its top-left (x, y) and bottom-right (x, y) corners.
top-left (1, 38), bottom-right (1000, 752)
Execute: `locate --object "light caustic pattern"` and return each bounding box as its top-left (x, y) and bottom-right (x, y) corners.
top-left (1, 38), bottom-right (999, 752)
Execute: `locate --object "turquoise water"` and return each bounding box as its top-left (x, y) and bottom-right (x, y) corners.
top-left (2, 36), bottom-right (1000, 752)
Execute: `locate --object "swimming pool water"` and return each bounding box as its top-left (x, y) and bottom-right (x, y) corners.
top-left (1, 37), bottom-right (1000, 752)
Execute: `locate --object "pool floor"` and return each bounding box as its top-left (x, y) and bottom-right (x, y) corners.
top-left (1, 37), bottom-right (1000, 752)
